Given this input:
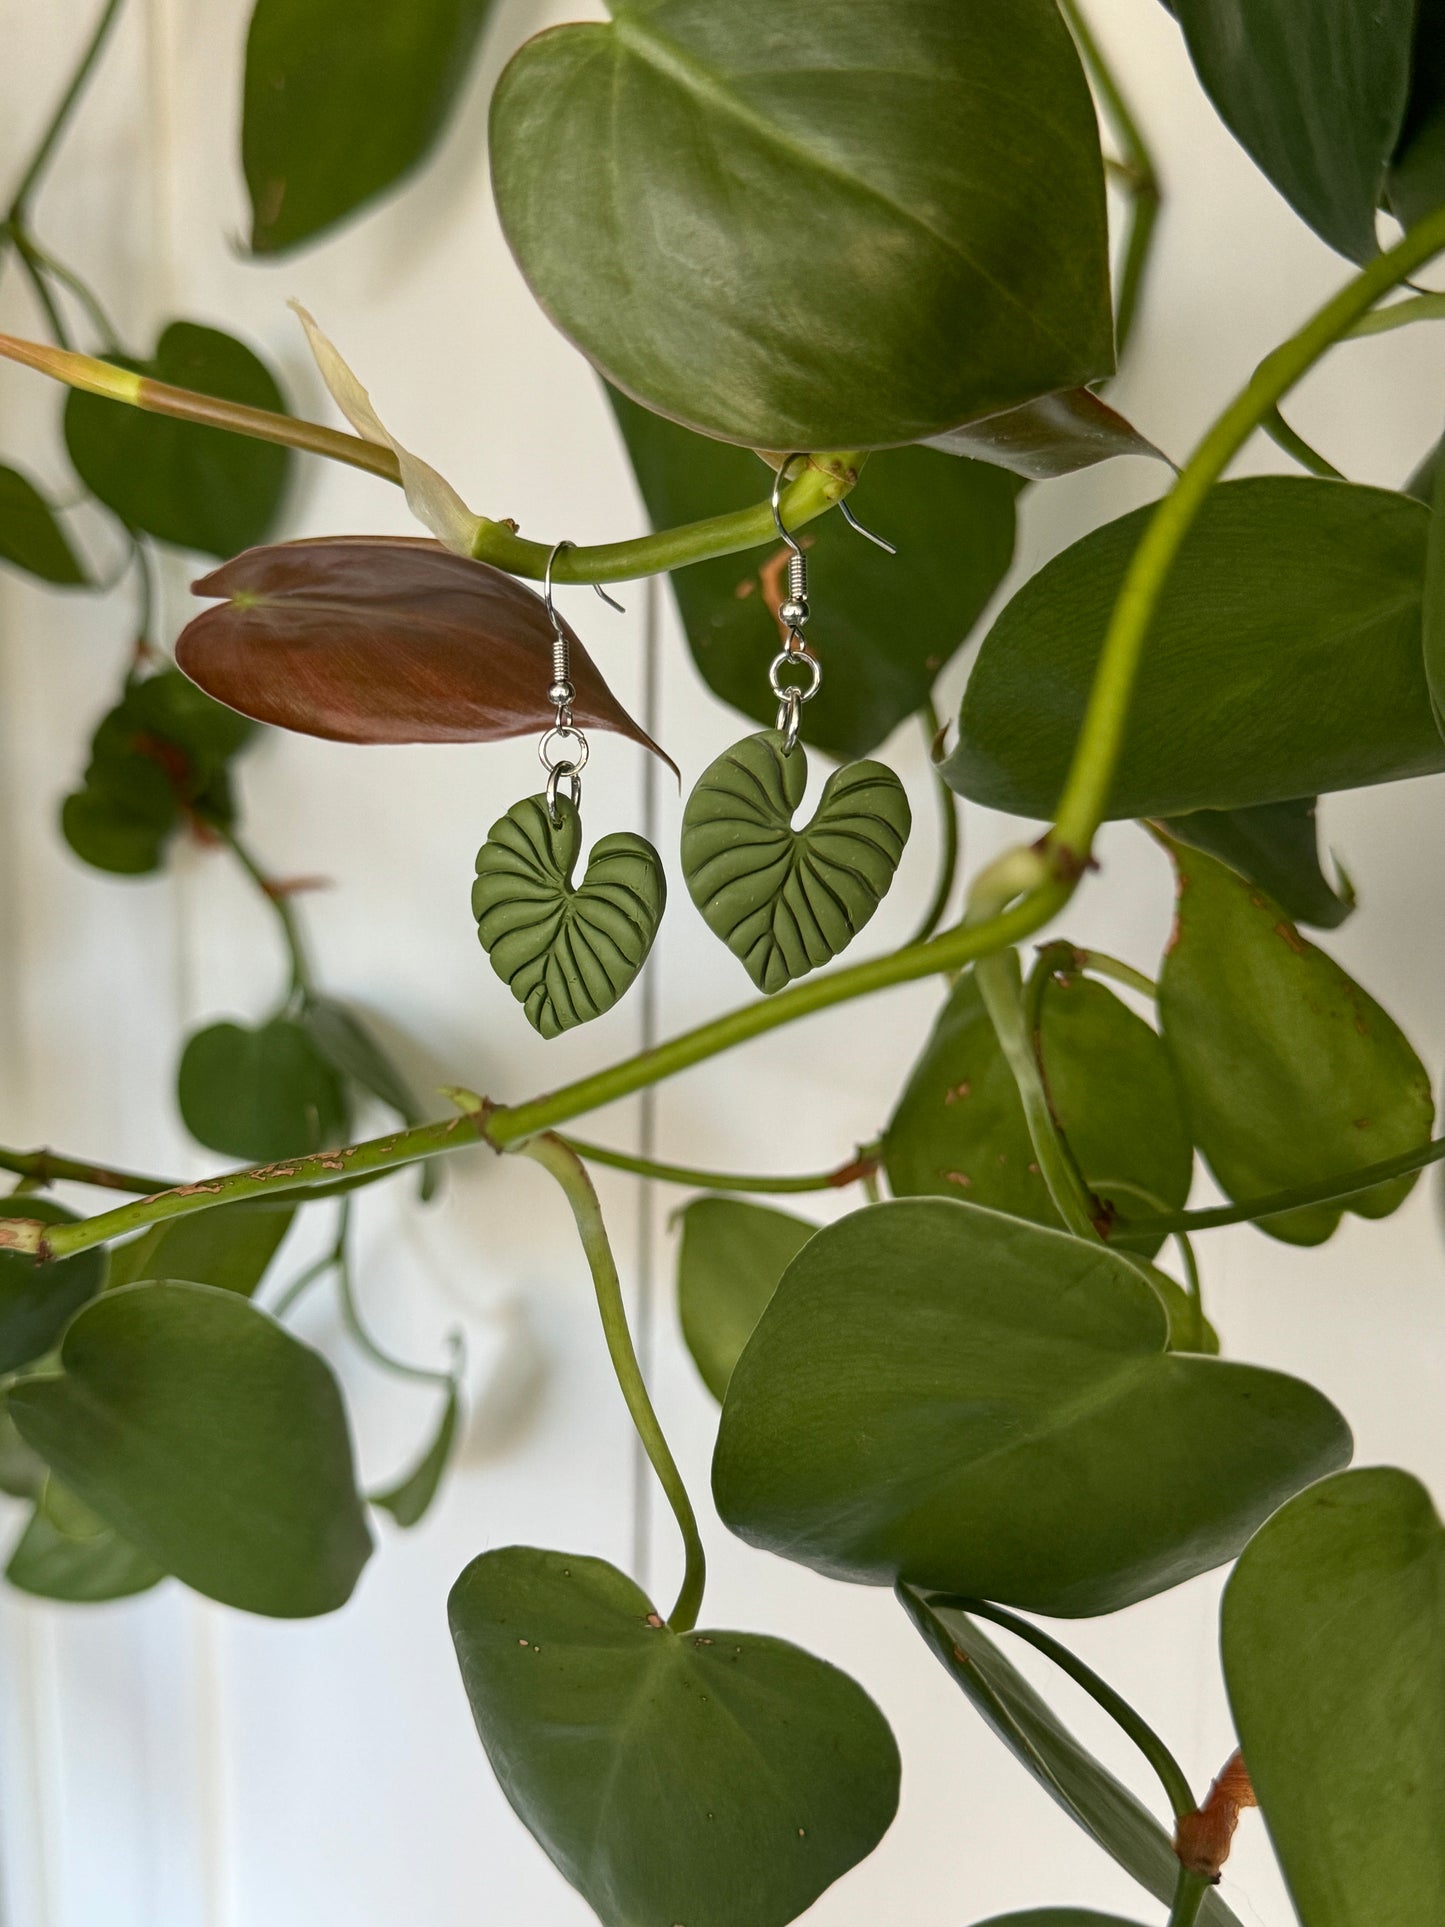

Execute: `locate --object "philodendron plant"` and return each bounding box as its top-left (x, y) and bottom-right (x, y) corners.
top-left (3, 1), bottom-right (1445, 1923)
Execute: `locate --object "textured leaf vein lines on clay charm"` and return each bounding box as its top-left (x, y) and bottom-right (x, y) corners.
top-left (473, 796), bottom-right (665, 1038)
top-left (682, 731), bottom-right (910, 993)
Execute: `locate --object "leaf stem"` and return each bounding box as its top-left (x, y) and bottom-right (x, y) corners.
top-left (1118, 1132), bottom-right (1445, 1235)
top-left (907, 699), bottom-right (962, 947)
top-left (934, 1595), bottom-right (1197, 1822)
top-left (1168, 1867), bottom-right (1213, 1927)
top-left (559, 1134), bottom-right (879, 1195)
top-left (0, 332), bottom-right (861, 586)
top-left (1049, 204), bottom-right (1445, 858)
top-left (332, 1204), bottom-right (453, 1388)
top-left (1059, 0), bottom-right (1161, 356)
top-left (1033, 939), bottom-right (1156, 1000)
top-left (1260, 404), bottom-right (1344, 480)
top-left (222, 831), bottom-right (316, 1003)
top-left (0, 1146), bottom-right (179, 1196)
top-left (3, 0), bottom-right (127, 223)
top-left (520, 1132), bottom-right (706, 1633)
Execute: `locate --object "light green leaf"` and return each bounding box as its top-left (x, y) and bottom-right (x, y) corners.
top-left (109, 1201), bottom-right (296, 1297)
top-left (1223, 1468), bottom-right (1445, 1926)
top-left (7, 1501), bottom-right (165, 1604)
top-left (608, 393), bottom-right (1017, 759)
top-left (945, 478), bottom-right (1443, 820)
top-left (713, 1199), bottom-right (1350, 1616)
top-left (8, 1281), bottom-right (372, 1617)
top-left (1161, 799), bottom-right (1354, 930)
top-left (178, 1015), bottom-right (350, 1161)
top-left (1157, 839), bottom-right (1434, 1244)
top-left (901, 1591), bottom-right (1243, 1927)
top-left (0, 461), bottom-right (89, 584)
top-left (449, 1546), bottom-right (900, 1927)
top-left (677, 1198), bottom-right (817, 1401)
top-left (369, 1375), bottom-right (460, 1529)
top-left (244, 0), bottom-right (497, 254)
top-left (883, 970), bottom-right (1193, 1258)
top-left (65, 321), bottom-right (291, 558)
top-left (0, 1199), bottom-right (107, 1375)
top-left (682, 732), bottom-right (910, 992)
top-left (924, 389), bottom-right (1167, 481)
top-left (1168, 0), bottom-right (1415, 260)
top-left (491, 0), bottom-right (1114, 450)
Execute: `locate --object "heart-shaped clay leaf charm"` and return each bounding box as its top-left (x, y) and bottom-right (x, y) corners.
top-left (682, 731), bottom-right (911, 992)
top-left (473, 794), bottom-right (665, 1038)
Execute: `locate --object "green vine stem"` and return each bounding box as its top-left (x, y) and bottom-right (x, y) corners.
top-left (332, 1203), bottom-right (456, 1388)
top-left (1033, 939), bottom-right (1157, 1000)
top-left (222, 831), bottom-right (317, 1003)
top-left (0, 1146), bottom-right (178, 1195)
top-left (0, 333), bottom-right (862, 588)
top-left (1260, 403), bottom-right (1345, 480)
top-left (933, 1594), bottom-right (1198, 1821)
top-left (1058, 0), bottom-right (1161, 357)
top-left (2, 0), bottom-right (127, 228)
top-left (520, 1132), bottom-right (706, 1633)
top-left (1168, 1868), bottom-right (1213, 1927)
top-left (559, 1134), bottom-right (880, 1195)
top-left (907, 698), bottom-right (963, 947)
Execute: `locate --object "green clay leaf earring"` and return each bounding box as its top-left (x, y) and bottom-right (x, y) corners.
top-left (474, 546), bottom-right (665, 1038)
top-left (681, 461), bottom-right (911, 994)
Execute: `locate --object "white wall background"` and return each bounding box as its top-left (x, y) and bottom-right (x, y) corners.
top-left (1, 3), bottom-right (1443, 1923)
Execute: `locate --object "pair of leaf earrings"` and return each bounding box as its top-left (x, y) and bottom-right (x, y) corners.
top-left (472, 461), bottom-right (913, 1036)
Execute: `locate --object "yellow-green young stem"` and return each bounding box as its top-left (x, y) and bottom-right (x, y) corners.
top-left (0, 333), bottom-right (862, 587)
top-left (1048, 203), bottom-right (1445, 859)
top-left (520, 1133), bottom-right (706, 1633)
top-left (560, 1134), bottom-right (880, 1195)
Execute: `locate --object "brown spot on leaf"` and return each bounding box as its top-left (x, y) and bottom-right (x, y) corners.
top-left (944, 1171), bottom-right (972, 1189)
top-left (944, 1081), bottom-right (971, 1104)
top-left (1273, 920), bottom-right (1306, 955)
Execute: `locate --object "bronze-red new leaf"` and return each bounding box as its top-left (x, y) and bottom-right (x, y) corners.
top-left (177, 537), bottom-right (674, 770)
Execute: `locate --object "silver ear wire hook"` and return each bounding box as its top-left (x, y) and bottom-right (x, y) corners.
top-left (766, 456), bottom-right (822, 751)
top-left (838, 497), bottom-right (898, 555)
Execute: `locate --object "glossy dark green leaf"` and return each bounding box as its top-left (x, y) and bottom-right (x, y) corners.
top-left (449, 1546), bottom-right (900, 1927)
top-left (6, 1487), bottom-right (165, 1603)
top-left (1387, 0), bottom-right (1445, 228)
top-left (65, 322), bottom-right (291, 557)
top-left (1223, 1468), bottom-right (1445, 1925)
top-left (369, 1377), bottom-right (460, 1528)
top-left (1169, 0), bottom-right (1415, 260)
top-left (608, 394), bottom-right (1017, 758)
top-left (1158, 839), bottom-right (1434, 1244)
top-left (945, 479), bottom-right (1443, 821)
top-left (883, 971), bottom-right (1192, 1258)
top-left (901, 1590), bottom-right (1243, 1927)
top-left (0, 1199), bottom-right (107, 1375)
top-left (109, 1201), bottom-right (296, 1297)
top-left (491, 0), bottom-right (1113, 450)
top-left (1423, 406), bottom-right (1445, 726)
top-left (713, 1200), bottom-right (1350, 1616)
top-left (0, 461), bottom-right (89, 584)
top-left (8, 1281), bottom-right (372, 1617)
top-left (244, 0), bottom-right (497, 254)
top-left (178, 1015), bottom-right (349, 1162)
top-left (1162, 798), bottom-right (1353, 930)
top-left (677, 1198), bottom-right (817, 1401)
top-left (924, 389), bottom-right (1167, 482)
top-left (63, 669), bottom-right (255, 877)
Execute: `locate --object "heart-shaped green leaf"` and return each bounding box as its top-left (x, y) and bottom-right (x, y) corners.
top-left (713, 1200), bottom-right (1350, 1616)
top-left (901, 1590), bottom-right (1244, 1926)
top-left (449, 1546), bottom-right (900, 1927)
top-left (683, 732), bottom-right (910, 992)
top-left (677, 1198), bottom-right (817, 1401)
top-left (0, 1199), bottom-right (107, 1376)
top-left (473, 795), bottom-right (665, 1038)
top-left (109, 1200), bottom-right (296, 1298)
top-left (178, 1015), bottom-right (350, 1161)
top-left (945, 478), bottom-right (1443, 821)
top-left (65, 321), bottom-right (291, 558)
top-left (608, 393), bottom-right (1018, 759)
top-left (1162, 798), bottom-right (1353, 930)
top-left (883, 969), bottom-right (1193, 1257)
top-left (1158, 839), bottom-right (1434, 1244)
top-left (1223, 1468), bottom-right (1445, 1925)
top-left (490, 0), bottom-right (1113, 450)
top-left (6, 1492), bottom-right (165, 1603)
top-left (8, 1281), bottom-right (372, 1617)
top-left (179, 537), bottom-right (673, 767)
top-left (0, 460), bottom-right (90, 584)
top-left (1166, 0), bottom-right (1415, 260)
top-left (243, 0), bottom-right (497, 254)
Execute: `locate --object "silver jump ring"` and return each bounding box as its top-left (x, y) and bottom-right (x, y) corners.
top-left (545, 760), bottom-right (582, 825)
top-left (768, 648), bottom-right (822, 703)
top-left (539, 725), bottom-right (590, 774)
top-left (776, 686), bottom-right (803, 754)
